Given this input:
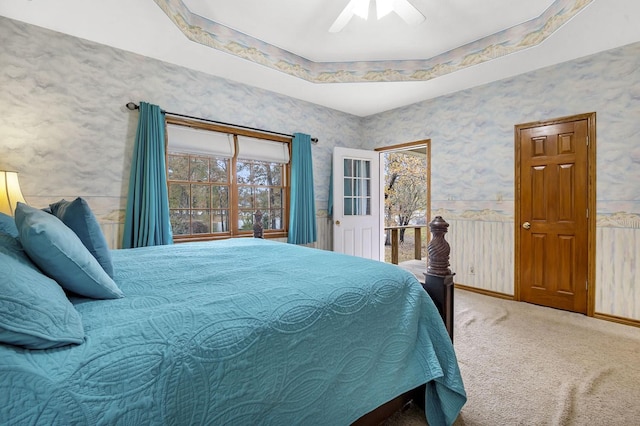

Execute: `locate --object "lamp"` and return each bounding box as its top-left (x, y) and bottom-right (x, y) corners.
top-left (329, 0), bottom-right (425, 33)
top-left (0, 171), bottom-right (27, 216)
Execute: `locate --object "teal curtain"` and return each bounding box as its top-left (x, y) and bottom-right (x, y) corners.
top-left (288, 133), bottom-right (317, 244)
top-left (122, 102), bottom-right (173, 248)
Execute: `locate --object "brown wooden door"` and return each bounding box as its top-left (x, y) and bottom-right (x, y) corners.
top-left (517, 118), bottom-right (589, 313)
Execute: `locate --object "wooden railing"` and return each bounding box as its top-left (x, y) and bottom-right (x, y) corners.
top-left (384, 225), bottom-right (428, 265)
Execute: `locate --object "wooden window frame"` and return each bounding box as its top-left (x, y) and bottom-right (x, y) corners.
top-left (165, 116), bottom-right (291, 242)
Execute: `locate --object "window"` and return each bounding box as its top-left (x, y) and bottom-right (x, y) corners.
top-left (165, 117), bottom-right (290, 241)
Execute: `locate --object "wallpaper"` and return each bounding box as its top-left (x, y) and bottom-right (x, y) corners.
top-left (0, 16), bottom-right (357, 233)
top-left (1, 16), bottom-right (638, 321)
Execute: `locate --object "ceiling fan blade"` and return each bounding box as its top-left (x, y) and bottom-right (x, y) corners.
top-left (329, 12), bottom-right (353, 33)
top-left (329, 0), bottom-right (368, 33)
top-left (393, 0), bottom-right (425, 25)
top-left (329, 1), bottom-right (356, 33)
top-left (376, 0), bottom-right (394, 19)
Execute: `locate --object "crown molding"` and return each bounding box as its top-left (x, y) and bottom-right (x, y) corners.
top-left (153, 0), bottom-right (593, 83)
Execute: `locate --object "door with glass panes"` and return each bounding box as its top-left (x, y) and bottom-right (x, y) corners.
top-left (332, 147), bottom-right (382, 260)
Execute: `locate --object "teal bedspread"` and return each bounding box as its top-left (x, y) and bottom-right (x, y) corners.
top-left (0, 239), bottom-right (465, 425)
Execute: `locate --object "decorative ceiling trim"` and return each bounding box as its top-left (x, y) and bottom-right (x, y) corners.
top-left (153, 0), bottom-right (593, 84)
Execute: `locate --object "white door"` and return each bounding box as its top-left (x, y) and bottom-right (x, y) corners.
top-left (332, 147), bottom-right (382, 261)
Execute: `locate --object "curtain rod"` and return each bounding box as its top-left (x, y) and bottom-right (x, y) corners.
top-left (125, 102), bottom-right (318, 144)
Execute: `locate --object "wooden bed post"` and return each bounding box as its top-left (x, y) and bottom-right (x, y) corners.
top-left (423, 216), bottom-right (455, 341)
top-left (253, 210), bottom-right (264, 238)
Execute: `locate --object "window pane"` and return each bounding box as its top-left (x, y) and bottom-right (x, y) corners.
top-left (252, 162), bottom-right (269, 186)
top-left (170, 210), bottom-right (190, 235)
top-left (266, 209), bottom-right (283, 230)
top-left (344, 178), bottom-right (353, 196)
top-left (364, 160), bottom-right (371, 178)
top-left (238, 211), bottom-right (254, 230)
top-left (364, 179), bottom-right (371, 196)
top-left (211, 210), bottom-right (228, 232)
top-left (344, 198), bottom-right (353, 215)
top-left (169, 183), bottom-right (190, 208)
top-left (191, 184), bottom-right (210, 209)
top-left (238, 187), bottom-right (254, 209)
top-left (270, 188), bottom-right (282, 207)
top-left (237, 161), bottom-right (251, 184)
top-left (255, 188), bottom-right (269, 209)
top-left (168, 155), bottom-right (189, 181)
top-left (190, 157), bottom-right (209, 182)
top-left (191, 211), bottom-right (210, 234)
top-left (211, 186), bottom-right (229, 209)
top-left (210, 159), bottom-right (229, 183)
top-left (269, 164), bottom-right (282, 186)
top-left (355, 160), bottom-right (362, 178)
top-left (344, 159), bottom-right (352, 177)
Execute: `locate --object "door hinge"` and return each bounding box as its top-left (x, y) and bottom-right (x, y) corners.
top-left (586, 208), bottom-right (589, 218)
top-left (586, 136), bottom-right (589, 146)
top-left (586, 280), bottom-right (588, 291)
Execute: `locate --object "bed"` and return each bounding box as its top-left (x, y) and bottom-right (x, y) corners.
top-left (0, 203), bottom-right (466, 425)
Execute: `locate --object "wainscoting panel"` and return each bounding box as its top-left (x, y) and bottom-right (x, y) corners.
top-left (596, 225), bottom-right (640, 320)
top-left (313, 213), bottom-right (333, 251)
top-left (101, 222), bottom-right (124, 251)
top-left (99, 211), bottom-right (333, 252)
top-left (447, 218), bottom-right (515, 296)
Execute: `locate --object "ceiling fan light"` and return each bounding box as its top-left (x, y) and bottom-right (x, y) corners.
top-left (329, 0), bottom-right (424, 32)
top-left (352, 0), bottom-right (370, 20)
top-left (376, 0), bottom-right (394, 19)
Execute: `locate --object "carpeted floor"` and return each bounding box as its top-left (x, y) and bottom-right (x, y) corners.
top-left (384, 289), bottom-right (640, 425)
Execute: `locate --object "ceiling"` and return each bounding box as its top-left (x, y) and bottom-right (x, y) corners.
top-left (1, 0), bottom-right (640, 116)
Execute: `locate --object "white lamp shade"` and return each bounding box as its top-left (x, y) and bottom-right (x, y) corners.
top-left (0, 171), bottom-right (27, 216)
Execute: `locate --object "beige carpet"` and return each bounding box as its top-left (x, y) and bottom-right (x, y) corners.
top-left (385, 289), bottom-right (640, 425)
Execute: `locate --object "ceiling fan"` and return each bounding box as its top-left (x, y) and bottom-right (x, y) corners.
top-left (329, 0), bottom-right (426, 33)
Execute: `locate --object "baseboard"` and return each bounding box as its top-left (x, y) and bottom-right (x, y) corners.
top-left (454, 283), bottom-right (514, 300)
top-left (455, 283), bottom-right (640, 329)
top-left (593, 312), bottom-right (640, 329)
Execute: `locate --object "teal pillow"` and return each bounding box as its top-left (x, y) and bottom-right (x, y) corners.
top-left (0, 233), bottom-right (85, 349)
top-left (14, 203), bottom-right (124, 300)
top-left (0, 212), bottom-right (18, 238)
top-left (49, 198), bottom-right (114, 278)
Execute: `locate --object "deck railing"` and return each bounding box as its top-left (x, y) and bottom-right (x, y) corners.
top-left (384, 225), bottom-right (428, 265)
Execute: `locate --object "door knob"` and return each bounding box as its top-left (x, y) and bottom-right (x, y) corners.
top-left (335, 220), bottom-right (341, 225)
top-left (522, 222), bottom-right (531, 230)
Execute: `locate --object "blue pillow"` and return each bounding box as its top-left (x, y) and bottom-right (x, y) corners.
top-left (0, 233), bottom-right (85, 349)
top-left (49, 198), bottom-right (114, 278)
top-left (14, 203), bottom-right (124, 300)
top-left (0, 212), bottom-right (18, 238)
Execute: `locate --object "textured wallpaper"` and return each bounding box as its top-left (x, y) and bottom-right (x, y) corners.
top-left (363, 42), bottom-right (640, 215)
top-left (0, 16), bottom-right (360, 224)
